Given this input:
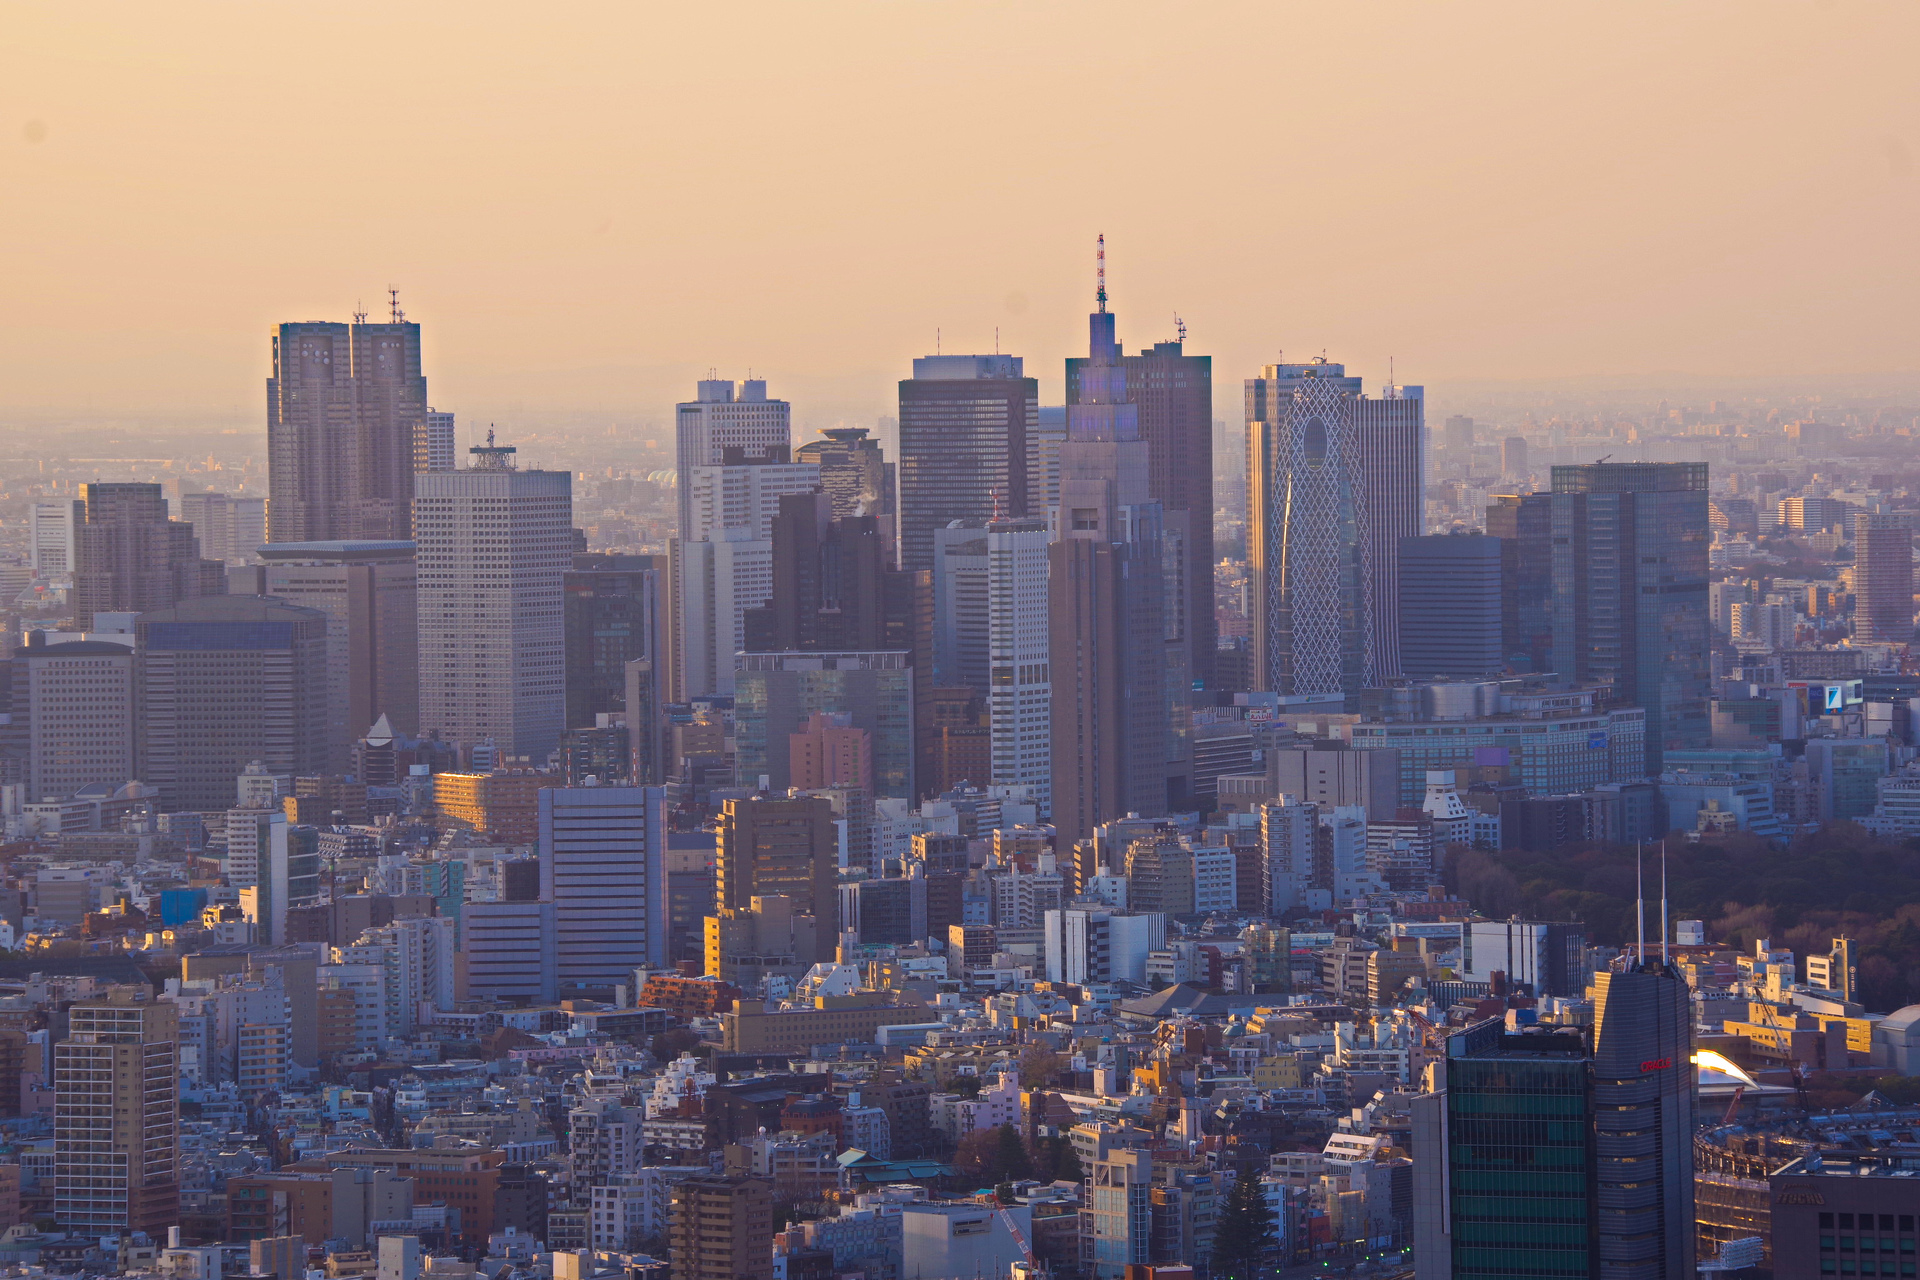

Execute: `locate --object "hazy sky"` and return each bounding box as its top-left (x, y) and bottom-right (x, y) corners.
top-left (3, 1), bottom-right (1917, 433)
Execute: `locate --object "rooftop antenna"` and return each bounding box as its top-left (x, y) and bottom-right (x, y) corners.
top-left (1174, 312), bottom-right (1187, 343)
top-left (1635, 840), bottom-right (1646, 967)
top-left (995, 326), bottom-right (1000, 355)
top-left (1096, 233), bottom-right (1107, 314)
top-left (352, 300), bottom-right (367, 325)
top-left (1660, 839), bottom-right (1670, 966)
top-left (487, 427), bottom-right (495, 448)
top-left (388, 286), bottom-right (404, 324)
top-left (936, 327), bottom-right (941, 355)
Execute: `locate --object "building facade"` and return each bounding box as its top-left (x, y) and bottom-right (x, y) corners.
top-left (414, 439), bottom-right (572, 763)
top-left (72, 483), bottom-right (224, 630)
top-left (53, 988), bottom-right (180, 1236)
top-left (10, 638), bottom-right (135, 802)
top-left (267, 319), bottom-right (427, 543)
top-left (896, 354), bottom-right (1038, 574)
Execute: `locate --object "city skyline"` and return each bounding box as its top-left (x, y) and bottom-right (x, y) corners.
top-left (5, 4), bottom-right (1919, 427)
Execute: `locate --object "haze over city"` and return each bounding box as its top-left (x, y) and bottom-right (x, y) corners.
top-left (5, 1), bottom-right (1919, 433)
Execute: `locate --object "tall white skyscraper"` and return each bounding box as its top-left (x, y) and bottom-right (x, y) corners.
top-left (1245, 360), bottom-right (1423, 695)
top-left (670, 450), bottom-right (817, 701)
top-left (987, 516), bottom-right (1050, 816)
top-left (414, 437), bottom-right (572, 763)
top-left (29, 502), bottom-right (77, 576)
top-left (421, 408), bottom-right (457, 473)
top-left (673, 378), bottom-right (791, 537)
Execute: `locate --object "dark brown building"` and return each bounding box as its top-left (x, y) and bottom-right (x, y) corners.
top-left (72, 483), bottom-right (224, 630)
top-left (669, 1174), bottom-right (773, 1280)
top-left (717, 796), bottom-right (838, 962)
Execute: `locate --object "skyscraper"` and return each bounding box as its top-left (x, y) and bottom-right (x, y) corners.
top-left (896, 354), bottom-right (1038, 573)
top-left (716, 795), bottom-right (838, 963)
top-left (987, 516), bottom-right (1051, 815)
top-left (1853, 512), bottom-right (1914, 645)
top-left (1590, 953), bottom-right (1696, 1278)
top-left (563, 553), bottom-right (662, 732)
top-left (53, 987), bottom-right (179, 1236)
top-left (135, 595), bottom-right (329, 812)
top-left (743, 493), bottom-right (914, 655)
top-left (266, 316), bottom-right (427, 543)
top-left (421, 408), bottom-right (457, 474)
top-left (670, 450), bottom-right (818, 700)
top-left (232, 539), bottom-right (420, 768)
top-left (8, 635), bottom-right (135, 802)
top-left (1049, 301), bottom-right (1174, 848)
top-left (1412, 1018), bottom-right (1595, 1280)
top-left (794, 426), bottom-right (895, 562)
top-left (1485, 494), bottom-right (1553, 674)
top-left (1398, 534), bottom-right (1503, 679)
top-left (1499, 463), bottom-right (1709, 773)
top-left (28, 501), bottom-right (77, 576)
top-left (1245, 361), bottom-right (1423, 695)
top-left (71, 483), bottom-right (225, 630)
top-left (414, 437), bottom-right (573, 764)
top-left (732, 651), bottom-right (914, 799)
top-left (675, 378), bottom-right (791, 537)
top-left (1068, 276), bottom-right (1214, 688)
top-left (931, 519), bottom-right (990, 695)
top-left (540, 785), bottom-right (668, 998)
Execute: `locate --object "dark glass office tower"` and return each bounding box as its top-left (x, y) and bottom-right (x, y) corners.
top-left (1413, 1018), bottom-right (1596, 1280)
top-left (1523, 463), bottom-right (1711, 773)
top-left (794, 427), bottom-right (896, 565)
top-left (1485, 494), bottom-right (1553, 674)
top-left (1399, 533), bottom-right (1502, 679)
top-left (72, 483), bottom-right (225, 630)
top-left (562, 554), bottom-right (662, 731)
top-left (743, 493), bottom-right (917, 655)
top-left (896, 355), bottom-right (1038, 573)
top-left (267, 318), bottom-right (427, 543)
top-left (1591, 958), bottom-right (1696, 1280)
top-left (1071, 332), bottom-right (1214, 689)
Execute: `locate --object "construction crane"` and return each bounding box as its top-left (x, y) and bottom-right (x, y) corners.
top-left (995, 1202), bottom-right (1038, 1273)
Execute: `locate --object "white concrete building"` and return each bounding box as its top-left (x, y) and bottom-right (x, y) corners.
top-left (673, 378), bottom-right (792, 537)
top-left (414, 438), bottom-right (571, 763)
top-left (12, 639), bottom-right (134, 803)
top-left (987, 517), bottom-right (1051, 816)
top-left (28, 501), bottom-right (75, 576)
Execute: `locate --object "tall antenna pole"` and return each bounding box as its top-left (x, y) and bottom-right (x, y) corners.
top-left (1095, 233), bottom-right (1107, 314)
top-left (1660, 839), bottom-right (1670, 966)
top-left (1635, 840), bottom-right (1645, 967)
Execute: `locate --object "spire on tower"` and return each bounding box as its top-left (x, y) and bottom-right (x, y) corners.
top-left (1095, 234), bottom-right (1107, 314)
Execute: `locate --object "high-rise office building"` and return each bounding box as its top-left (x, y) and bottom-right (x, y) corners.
top-left (1590, 956), bottom-right (1696, 1278)
top-left (53, 987), bottom-right (179, 1236)
top-left (1067, 274), bottom-right (1214, 688)
top-left (28, 501), bottom-right (77, 576)
top-left (987, 516), bottom-right (1051, 816)
top-left (743, 493), bottom-right (915, 655)
top-left (668, 1174), bottom-right (773, 1280)
top-left (1245, 361), bottom-right (1423, 694)
top-left (72, 483), bottom-right (225, 630)
top-left (931, 520), bottom-right (990, 696)
top-left (421, 408), bottom-right (457, 474)
top-left (232, 539), bottom-right (420, 769)
top-left (671, 452), bottom-right (819, 700)
top-left (1398, 534), bottom-right (1503, 679)
top-left (1484, 494), bottom-right (1553, 674)
top-left (1501, 436), bottom-right (1529, 477)
top-left (135, 596), bottom-right (329, 812)
top-left (414, 438), bottom-right (573, 763)
top-left (8, 636), bottom-right (135, 802)
top-left (540, 786), bottom-right (668, 998)
top-left (266, 317), bottom-right (427, 543)
top-left (733, 651), bottom-right (914, 799)
top-left (178, 491), bottom-right (266, 565)
top-left (896, 354), bottom-right (1038, 573)
top-left (1498, 463), bottom-right (1709, 772)
top-left (1853, 512), bottom-right (1914, 644)
top-left (1412, 1018), bottom-right (1595, 1280)
top-left (1049, 303), bottom-right (1174, 848)
top-left (716, 795), bottom-right (838, 963)
top-left (563, 553), bottom-right (662, 731)
top-left (794, 426), bottom-right (895, 562)
top-left (675, 378), bottom-right (791, 537)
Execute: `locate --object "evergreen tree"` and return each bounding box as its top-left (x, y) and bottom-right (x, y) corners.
top-left (1212, 1167), bottom-right (1275, 1279)
top-left (992, 1123), bottom-right (1034, 1183)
